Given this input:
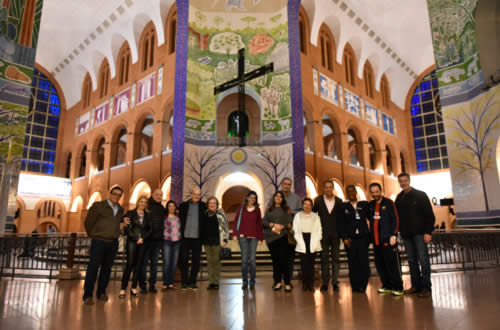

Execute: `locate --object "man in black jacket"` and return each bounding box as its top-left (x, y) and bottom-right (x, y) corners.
top-left (141, 188), bottom-right (165, 293)
top-left (178, 187), bottom-right (207, 290)
top-left (395, 173), bottom-right (435, 298)
top-left (343, 185), bottom-right (370, 293)
top-left (368, 183), bottom-right (403, 296)
top-left (313, 180), bottom-right (345, 292)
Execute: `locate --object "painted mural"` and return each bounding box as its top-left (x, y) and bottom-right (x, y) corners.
top-left (185, 1), bottom-right (291, 143)
top-left (0, 0), bottom-right (44, 231)
top-left (443, 85), bottom-right (500, 219)
top-left (181, 0), bottom-right (295, 199)
top-left (427, 0), bottom-right (483, 105)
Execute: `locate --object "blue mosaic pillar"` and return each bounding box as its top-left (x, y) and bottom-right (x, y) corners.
top-left (170, 0), bottom-right (189, 204)
top-left (288, 0), bottom-right (306, 199)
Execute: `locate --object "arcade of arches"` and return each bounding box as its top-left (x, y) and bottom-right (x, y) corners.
top-left (15, 3), bottom-right (451, 233)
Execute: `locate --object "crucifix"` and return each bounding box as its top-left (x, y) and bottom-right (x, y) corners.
top-left (214, 48), bottom-right (273, 147)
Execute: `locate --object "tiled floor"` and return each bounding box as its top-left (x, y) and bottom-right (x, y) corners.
top-left (1, 269), bottom-right (499, 330)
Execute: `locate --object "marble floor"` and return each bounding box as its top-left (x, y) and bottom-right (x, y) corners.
top-left (1, 269), bottom-right (499, 330)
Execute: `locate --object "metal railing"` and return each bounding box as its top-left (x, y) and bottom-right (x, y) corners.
top-left (0, 230), bottom-right (499, 279)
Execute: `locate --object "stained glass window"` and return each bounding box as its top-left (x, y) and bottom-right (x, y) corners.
top-left (410, 70), bottom-right (448, 172)
top-left (21, 69), bottom-right (61, 174)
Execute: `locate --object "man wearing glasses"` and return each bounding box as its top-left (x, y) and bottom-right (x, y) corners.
top-left (83, 186), bottom-right (127, 305)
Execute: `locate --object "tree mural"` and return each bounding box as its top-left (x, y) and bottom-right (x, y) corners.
top-left (241, 16), bottom-right (256, 29)
top-left (185, 147), bottom-right (228, 197)
top-left (445, 90), bottom-right (499, 211)
top-left (213, 16), bottom-right (223, 30)
top-left (252, 148), bottom-right (292, 192)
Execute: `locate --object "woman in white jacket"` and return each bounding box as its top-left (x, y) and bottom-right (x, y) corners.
top-left (293, 198), bottom-right (322, 291)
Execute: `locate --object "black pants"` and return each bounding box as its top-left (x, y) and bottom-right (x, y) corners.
top-left (288, 243), bottom-right (296, 280)
top-left (346, 236), bottom-right (370, 291)
top-left (121, 239), bottom-right (147, 290)
top-left (141, 240), bottom-right (162, 289)
top-left (268, 235), bottom-right (291, 285)
top-left (374, 244), bottom-right (403, 291)
top-left (83, 239), bottom-right (118, 300)
top-left (179, 238), bottom-right (202, 285)
top-left (320, 234), bottom-right (340, 285)
top-left (299, 233), bottom-right (315, 289)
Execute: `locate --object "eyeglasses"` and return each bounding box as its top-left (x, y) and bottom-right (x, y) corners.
top-left (110, 192), bottom-right (122, 197)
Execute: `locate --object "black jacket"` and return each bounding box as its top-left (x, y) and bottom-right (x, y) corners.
top-left (395, 188), bottom-right (435, 236)
top-left (147, 197), bottom-right (166, 241)
top-left (313, 195), bottom-right (345, 239)
top-left (342, 201), bottom-right (370, 238)
top-left (123, 209), bottom-right (152, 241)
top-left (178, 199), bottom-right (207, 239)
top-left (368, 197), bottom-right (399, 246)
top-left (201, 211), bottom-right (220, 245)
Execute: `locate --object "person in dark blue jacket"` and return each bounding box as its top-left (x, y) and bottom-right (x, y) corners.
top-left (368, 183), bottom-right (403, 296)
top-left (342, 185), bottom-right (370, 293)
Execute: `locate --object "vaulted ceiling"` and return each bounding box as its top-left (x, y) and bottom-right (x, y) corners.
top-left (35, 0), bottom-right (435, 108)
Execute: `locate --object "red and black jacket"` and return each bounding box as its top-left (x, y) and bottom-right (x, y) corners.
top-left (368, 197), bottom-right (399, 246)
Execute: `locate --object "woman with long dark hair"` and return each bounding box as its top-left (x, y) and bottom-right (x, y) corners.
top-left (162, 200), bottom-right (181, 290)
top-left (263, 191), bottom-right (293, 291)
top-left (120, 195), bottom-right (152, 298)
top-left (232, 191), bottom-right (263, 290)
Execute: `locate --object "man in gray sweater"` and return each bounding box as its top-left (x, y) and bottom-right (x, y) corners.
top-left (83, 186), bottom-right (127, 305)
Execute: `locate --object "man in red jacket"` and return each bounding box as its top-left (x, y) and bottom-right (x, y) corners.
top-left (368, 183), bottom-right (403, 296)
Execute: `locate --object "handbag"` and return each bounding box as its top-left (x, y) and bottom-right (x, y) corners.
top-left (220, 247), bottom-right (232, 259)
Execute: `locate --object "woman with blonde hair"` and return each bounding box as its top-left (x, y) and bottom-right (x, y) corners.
top-left (119, 195), bottom-right (152, 298)
top-left (201, 196), bottom-right (229, 290)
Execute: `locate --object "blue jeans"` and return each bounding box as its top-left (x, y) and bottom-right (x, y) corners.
top-left (238, 237), bottom-right (258, 285)
top-left (141, 240), bottom-right (162, 289)
top-left (162, 240), bottom-right (181, 286)
top-left (83, 239), bottom-right (118, 300)
top-left (403, 235), bottom-right (432, 291)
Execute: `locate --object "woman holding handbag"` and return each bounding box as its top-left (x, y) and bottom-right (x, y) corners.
top-left (232, 191), bottom-right (263, 290)
top-left (201, 196), bottom-right (229, 290)
top-left (293, 198), bottom-right (322, 291)
top-left (263, 191), bottom-right (293, 292)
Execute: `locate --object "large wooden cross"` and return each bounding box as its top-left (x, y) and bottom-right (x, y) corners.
top-left (214, 48), bottom-right (273, 147)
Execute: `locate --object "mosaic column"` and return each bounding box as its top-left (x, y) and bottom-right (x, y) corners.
top-left (170, 0), bottom-right (190, 204)
top-left (288, 0), bottom-right (306, 199)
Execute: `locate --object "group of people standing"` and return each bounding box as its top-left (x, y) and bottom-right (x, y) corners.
top-left (82, 172), bottom-right (435, 305)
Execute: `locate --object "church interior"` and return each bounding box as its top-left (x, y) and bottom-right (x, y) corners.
top-left (0, 0), bottom-right (499, 329)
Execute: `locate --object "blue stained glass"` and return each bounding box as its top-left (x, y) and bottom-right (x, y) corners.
top-left (429, 159), bottom-right (442, 170)
top-left (35, 101), bottom-right (48, 112)
top-left (50, 85), bottom-right (57, 93)
top-left (50, 94), bottom-right (60, 105)
top-left (21, 160), bottom-right (27, 170)
top-left (421, 92), bottom-right (433, 102)
top-left (411, 105), bottom-right (421, 116)
top-left (411, 94), bottom-right (420, 105)
top-left (44, 139), bottom-right (57, 150)
top-left (413, 127), bottom-right (424, 138)
top-left (412, 116), bottom-right (423, 126)
top-left (416, 150), bottom-right (427, 161)
top-left (417, 161), bottom-right (428, 172)
top-left (414, 86), bottom-right (419, 94)
top-left (38, 79), bottom-right (50, 91)
top-left (42, 162), bottom-right (54, 174)
top-left (420, 80), bottom-right (431, 92)
top-left (37, 90), bottom-right (49, 102)
top-left (414, 138), bottom-right (426, 149)
top-left (47, 116), bottom-right (59, 127)
top-left (442, 158), bottom-right (449, 168)
top-left (43, 151), bottom-right (56, 162)
top-left (49, 105), bottom-right (60, 115)
top-left (46, 127), bottom-right (58, 139)
top-left (388, 118), bottom-right (394, 134)
top-left (432, 78), bottom-right (439, 89)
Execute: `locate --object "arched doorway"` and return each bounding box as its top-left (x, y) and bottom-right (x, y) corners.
top-left (130, 181), bottom-right (152, 208)
top-left (222, 185), bottom-right (251, 224)
top-left (215, 171), bottom-right (264, 227)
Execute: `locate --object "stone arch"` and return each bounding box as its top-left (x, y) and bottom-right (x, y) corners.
top-left (70, 195), bottom-right (84, 213)
top-left (87, 191), bottom-right (103, 209)
top-left (321, 109), bottom-right (343, 159)
top-left (216, 89), bottom-right (261, 142)
top-left (33, 198), bottom-right (66, 230)
top-left (129, 180), bottom-right (152, 206)
top-left (161, 175), bottom-right (172, 202)
top-left (330, 178), bottom-right (345, 200)
top-left (302, 99), bottom-right (315, 151)
top-left (164, 3), bottom-right (177, 54)
top-left (345, 122), bottom-right (364, 167)
top-left (366, 132), bottom-right (383, 172)
top-left (355, 184), bottom-right (367, 201)
top-left (298, 5), bottom-right (311, 54)
top-left (214, 171), bottom-right (265, 215)
top-left (305, 173), bottom-right (318, 199)
top-left (160, 100), bottom-right (174, 151)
